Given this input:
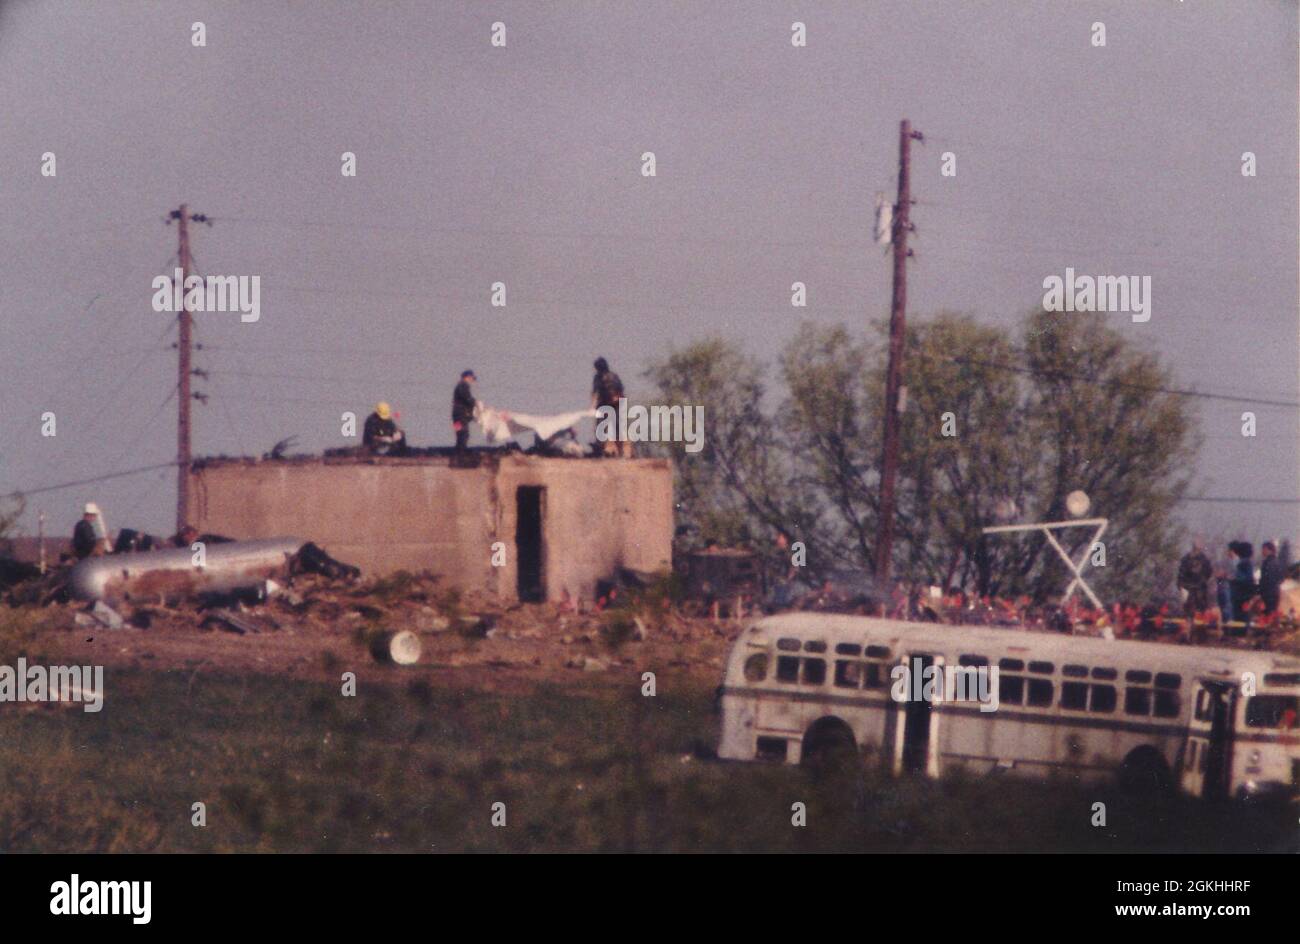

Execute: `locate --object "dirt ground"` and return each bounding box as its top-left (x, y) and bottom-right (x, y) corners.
top-left (15, 570), bottom-right (738, 694)
top-left (3, 570), bottom-right (1297, 853)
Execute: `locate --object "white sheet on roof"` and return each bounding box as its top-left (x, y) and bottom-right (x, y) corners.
top-left (476, 404), bottom-right (598, 444)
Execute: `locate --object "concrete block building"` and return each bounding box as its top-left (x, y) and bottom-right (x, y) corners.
top-left (186, 453), bottom-right (673, 603)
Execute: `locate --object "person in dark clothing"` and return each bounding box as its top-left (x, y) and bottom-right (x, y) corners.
top-left (72, 503), bottom-right (107, 560)
top-left (171, 524), bottom-right (200, 549)
top-left (1177, 539), bottom-right (1214, 619)
top-left (590, 357), bottom-right (629, 457)
top-left (362, 402), bottom-right (407, 455)
top-left (1228, 541), bottom-right (1256, 625)
top-left (452, 370), bottom-right (477, 453)
top-left (1259, 540), bottom-right (1284, 615)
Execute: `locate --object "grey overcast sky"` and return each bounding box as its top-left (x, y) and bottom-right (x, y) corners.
top-left (0, 1), bottom-right (1296, 545)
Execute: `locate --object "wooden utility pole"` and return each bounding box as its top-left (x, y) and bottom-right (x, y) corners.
top-left (176, 204), bottom-right (191, 535)
top-left (172, 204), bottom-right (194, 533)
top-left (874, 120), bottom-right (922, 586)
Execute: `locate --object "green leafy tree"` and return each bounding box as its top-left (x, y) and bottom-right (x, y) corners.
top-left (643, 339), bottom-right (819, 565)
top-left (648, 312), bottom-right (1197, 603)
top-left (0, 496), bottom-right (22, 542)
top-left (1012, 310), bottom-right (1198, 601)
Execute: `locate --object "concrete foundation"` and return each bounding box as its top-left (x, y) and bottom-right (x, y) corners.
top-left (186, 453), bottom-right (673, 603)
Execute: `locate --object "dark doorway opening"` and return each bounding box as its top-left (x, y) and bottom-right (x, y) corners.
top-left (901, 654), bottom-right (935, 774)
top-left (1201, 682), bottom-right (1235, 801)
top-left (516, 486), bottom-right (545, 602)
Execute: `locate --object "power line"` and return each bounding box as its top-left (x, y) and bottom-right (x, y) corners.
top-left (1, 462), bottom-right (180, 502)
top-left (215, 215), bottom-right (870, 253)
top-left (936, 353), bottom-right (1300, 410)
top-left (1179, 496), bottom-right (1300, 505)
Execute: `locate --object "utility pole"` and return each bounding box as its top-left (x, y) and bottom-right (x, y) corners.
top-left (874, 119), bottom-right (923, 587)
top-left (168, 204), bottom-right (208, 533)
top-left (175, 205), bottom-right (192, 533)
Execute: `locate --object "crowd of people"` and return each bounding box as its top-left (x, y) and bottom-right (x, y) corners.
top-left (876, 537), bottom-right (1297, 642)
top-left (765, 536), bottom-right (1298, 645)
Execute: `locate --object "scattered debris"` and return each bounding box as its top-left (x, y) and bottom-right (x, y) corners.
top-left (198, 583), bottom-right (270, 609)
top-left (455, 615), bottom-right (496, 639)
top-left (201, 609), bottom-right (263, 635)
top-left (292, 542), bottom-right (361, 582)
top-left (0, 556), bottom-right (42, 591)
top-left (90, 600), bottom-right (125, 630)
top-left (371, 629), bottom-right (422, 665)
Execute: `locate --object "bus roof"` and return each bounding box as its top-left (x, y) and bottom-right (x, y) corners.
top-left (745, 612), bottom-right (1300, 677)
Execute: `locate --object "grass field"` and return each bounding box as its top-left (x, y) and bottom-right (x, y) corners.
top-left (0, 652), bottom-right (1294, 853)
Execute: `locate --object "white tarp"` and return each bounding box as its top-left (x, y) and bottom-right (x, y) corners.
top-left (476, 404), bottom-right (598, 444)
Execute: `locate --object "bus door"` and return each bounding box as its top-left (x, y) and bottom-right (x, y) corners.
top-left (1181, 680), bottom-right (1237, 800)
top-left (893, 652), bottom-right (943, 778)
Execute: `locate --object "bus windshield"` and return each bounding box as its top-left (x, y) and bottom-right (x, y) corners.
top-left (1244, 695), bottom-right (1299, 729)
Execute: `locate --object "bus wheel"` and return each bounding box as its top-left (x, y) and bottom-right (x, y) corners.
top-left (1118, 746), bottom-right (1172, 797)
top-left (800, 717), bottom-right (858, 772)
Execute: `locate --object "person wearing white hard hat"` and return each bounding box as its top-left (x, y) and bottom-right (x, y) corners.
top-left (72, 502), bottom-right (110, 560)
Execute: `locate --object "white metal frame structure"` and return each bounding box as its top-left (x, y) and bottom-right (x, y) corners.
top-left (982, 517), bottom-right (1109, 609)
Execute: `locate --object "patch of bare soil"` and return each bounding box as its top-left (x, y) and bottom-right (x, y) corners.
top-left (31, 571), bottom-right (739, 693)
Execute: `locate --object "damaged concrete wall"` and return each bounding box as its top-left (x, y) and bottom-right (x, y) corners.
top-left (187, 454), bottom-right (673, 603)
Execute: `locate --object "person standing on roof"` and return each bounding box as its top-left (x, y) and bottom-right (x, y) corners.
top-left (1259, 540), bottom-right (1284, 615)
top-left (452, 370), bottom-right (477, 454)
top-left (363, 402), bottom-right (407, 456)
top-left (1177, 538), bottom-right (1213, 621)
top-left (590, 357), bottom-right (630, 458)
top-left (1228, 541), bottom-right (1256, 626)
top-left (72, 503), bottom-right (110, 560)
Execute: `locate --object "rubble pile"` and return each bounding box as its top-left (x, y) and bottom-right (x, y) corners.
top-left (9, 559), bottom-right (735, 680)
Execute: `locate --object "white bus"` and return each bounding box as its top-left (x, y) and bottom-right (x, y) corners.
top-left (718, 613), bottom-right (1300, 801)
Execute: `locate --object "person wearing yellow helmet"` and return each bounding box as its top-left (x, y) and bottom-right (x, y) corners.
top-left (363, 401), bottom-right (407, 455)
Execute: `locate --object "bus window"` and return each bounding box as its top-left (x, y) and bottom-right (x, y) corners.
top-left (835, 643), bottom-right (862, 656)
top-left (1154, 690), bottom-right (1180, 718)
top-left (1264, 673), bottom-right (1300, 686)
top-left (1090, 684), bottom-right (1117, 713)
top-left (999, 658), bottom-right (1025, 673)
top-left (1194, 688), bottom-right (1213, 721)
top-left (1126, 670), bottom-right (1152, 684)
top-left (744, 653), bottom-right (769, 682)
top-left (1061, 682), bottom-right (1087, 710)
top-left (1029, 661), bottom-right (1054, 675)
top-left (834, 660), bottom-right (862, 688)
top-left (1092, 667), bottom-right (1118, 681)
top-left (776, 655), bottom-right (800, 683)
top-left (1027, 678), bottom-right (1054, 707)
top-left (1125, 687), bottom-right (1152, 716)
top-left (999, 674), bottom-right (1025, 705)
top-left (863, 662), bottom-right (887, 689)
top-left (1063, 664), bottom-right (1088, 678)
top-left (776, 638), bottom-right (801, 652)
top-left (866, 645), bottom-right (892, 659)
top-left (802, 659), bottom-right (827, 686)
top-left (804, 640), bottom-right (827, 654)
top-left (959, 654), bottom-right (989, 667)
top-left (1245, 695), bottom-right (1300, 728)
